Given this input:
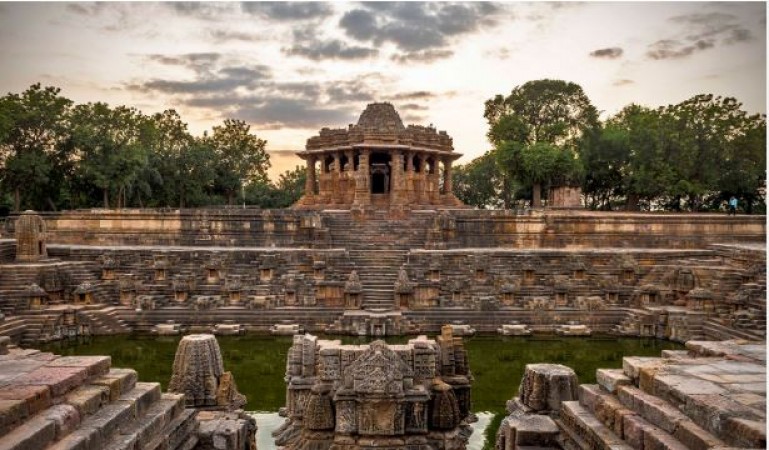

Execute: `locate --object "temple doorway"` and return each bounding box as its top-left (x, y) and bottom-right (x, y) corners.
top-left (370, 153), bottom-right (391, 194)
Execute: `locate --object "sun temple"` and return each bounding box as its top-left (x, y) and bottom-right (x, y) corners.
top-left (0, 105), bottom-right (765, 450)
top-left (294, 102), bottom-right (465, 211)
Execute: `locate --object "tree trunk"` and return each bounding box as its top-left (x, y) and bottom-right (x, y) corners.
top-left (532, 183), bottom-right (541, 208)
top-left (103, 189), bottom-right (109, 209)
top-left (14, 188), bottom-right (20, 212)
top-left (46, 197), bottom-right (57, 211)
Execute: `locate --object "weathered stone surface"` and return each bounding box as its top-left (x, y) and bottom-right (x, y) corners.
top-left (279, 332), bottom-right (471, 450)
top-left (14, 366), bottom-right (89, 398)
top-left (518, 364), bottom-right (578, 413)
top-left (168, 334), bottom-right (246, 410)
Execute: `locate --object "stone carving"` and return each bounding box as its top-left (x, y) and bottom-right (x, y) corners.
top-left (276, 332), bottom-right (473, 450)
top-left (15, 210), bottom-right (47, 262)
top-left (168, 334), bottom-right (246, 410)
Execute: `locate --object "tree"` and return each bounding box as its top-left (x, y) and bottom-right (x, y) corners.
top-left (484, 79), bottom-right (598, 207)
top-left (484, 79), bottom-right (599, 147)
top-left (70, 103), bottom-right (152, 208)
top-left (454, 151), bottom-right (506, 209)
top-left (0, 84), bottom-right (73, 211)
top-left (518, 142), bottom-right (582, 207)
top-left (206, 119), bottom-right (270, 205)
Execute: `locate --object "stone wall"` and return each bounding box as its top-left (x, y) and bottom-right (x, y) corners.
top-left (13, 209), bottom-right (765, 249)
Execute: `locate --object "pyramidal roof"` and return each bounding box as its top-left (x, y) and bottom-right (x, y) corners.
top-left (356, 102), bottom-right (405, 132)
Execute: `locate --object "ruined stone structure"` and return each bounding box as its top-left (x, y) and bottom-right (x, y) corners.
top-left (15, 210), bottom-right (47, 262)
top-left (0, 340), bottom-right (256, 450)
top-left (293, 103), bottom-right (465, 211)
top-left (168, 334), bottom-right (247, 410)
top-left (0, 208), bottom-right (764, 344)
top-left (275, 326), bottom-right (474, 450)
top-left (496, 339), bottom-right (766, 449)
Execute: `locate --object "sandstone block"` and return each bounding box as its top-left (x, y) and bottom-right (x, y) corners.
top-left (0, 398), bottom-right (28, 434)
top-left (722, 417), bottom-right (766, 448)
top-left (90, 369), bottom-right (137, 402)
top-left (65, 385), bottom-right (110, 417)
top-left (673, 419), bottom-right (725, 449)
top-left (0, 385), bottom-right (51, 417)
top-left (46, 356), bottom-right (111, 378)
top-left (597, 369), bottom-right (632, 394)
top-left (44, 404), bottom-right (80, 440)
top-left (0, 412), bottom-right (56, 450)
top-left (14, 366), bottom-right (89, 398)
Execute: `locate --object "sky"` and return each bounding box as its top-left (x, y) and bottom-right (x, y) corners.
top-left (0, 1), bottom-right (765, 179)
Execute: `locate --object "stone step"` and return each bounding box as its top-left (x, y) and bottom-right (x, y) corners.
top-left (557, 400), bottom-right (634, 450)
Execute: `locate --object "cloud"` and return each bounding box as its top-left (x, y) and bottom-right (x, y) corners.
top-left (339, 2), bottom-right (502, 53)
top-left (241, 2), bottom-right (333, 21)
top-left (284, 39), bottom-right (379, 61)
top-left (146, 53), bottom-right (222, 74)
top-left (209, 30), bottom-right (262, 42)
top-left (127, 59), bottom-right (392, 129)
top-left (647, 39), bottom-right (714, 60)
top-left (130, 64), bottom-right (272, 94)
top-left (612, 79), bottom-right (634, 86)
top-left (398, 103), bottom-right (429, 111)
top-left (647, 10), bottom-right (755, 60)
top-left (391, 49), bottom-right (454, 64)
top-left (589, 47), bottom-right (623, 59)
top-left (390, 91), bottom-right (437, 101)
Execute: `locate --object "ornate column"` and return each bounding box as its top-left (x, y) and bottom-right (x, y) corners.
top-left (418, 154), bottom-right (428, 204)
top-left (344, 150), bottom-right (355, 205)
top-left (405, 152), bottom-right (414, 204)
top-left (353, 149), bottom-right (371, 208)
top-left (304, 156), bottom-right (316, 201)
top-left (331, 152), bottom-right (341, 204)
top-left (391, 150), bottom-right (405, 207)
top-left (443, 157), bottom-right (453, 195)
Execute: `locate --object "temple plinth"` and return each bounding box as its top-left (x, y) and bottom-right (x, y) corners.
top-left (293, 102), bottom-right (466, 211)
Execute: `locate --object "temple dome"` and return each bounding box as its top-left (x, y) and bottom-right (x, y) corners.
top-left (356, 102), bottom-right (405, 132)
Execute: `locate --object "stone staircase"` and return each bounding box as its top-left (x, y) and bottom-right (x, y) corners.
top-left (349, 249), bottom-right (406, 310)
top-left (78, 306), bottom-right (132, 335)
top-left (557, 341), bottom-right (766, 449)
top-left (0, 348), bottom-right (198, 450)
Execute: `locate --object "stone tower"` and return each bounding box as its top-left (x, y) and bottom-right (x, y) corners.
top-left (294, 102), bottom-right (466, 211)
top-left (15, 210), bottom-right (47, 262)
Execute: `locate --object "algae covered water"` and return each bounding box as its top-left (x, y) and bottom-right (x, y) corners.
top-left (41, 335), bottom-right (682, 450)
top-left (42, 335), bottom-right (682, 412)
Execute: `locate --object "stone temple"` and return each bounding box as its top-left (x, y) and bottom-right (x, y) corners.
top-left (294, 103), bottom-right (465, 211)
top-left (0, 102), bottom-right (765, 450)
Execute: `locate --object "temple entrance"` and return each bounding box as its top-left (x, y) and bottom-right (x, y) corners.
top-left (371, 169), bottom-right (388, 193)
top-left (370, 153), bottom-right (391, 194)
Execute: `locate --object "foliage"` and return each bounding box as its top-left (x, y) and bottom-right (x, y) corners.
top-left (0, 84), bottom-right (278, 211)
top-left (453, 151), bottom-right (506, 209)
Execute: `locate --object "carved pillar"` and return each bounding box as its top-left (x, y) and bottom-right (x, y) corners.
top-left (391, 150), bottom-right (405, 207)
top-left (353, 149), bottom-right (371, 208)
top-left (305, 156), bottom-right (316, 200)
top-left (418, 154), bottom-right (428, 204)
top-left (443, 158), bottom-right (453, 195)
top-left (332, 152), bottom-right (341, 204)
top-left (345, 150), bottom-right (354, 204)
top-left (405, 152), bottom-right (414, 204)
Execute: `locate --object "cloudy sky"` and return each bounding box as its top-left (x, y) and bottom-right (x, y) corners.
top-left (0, 1), bottom-right (765, 178)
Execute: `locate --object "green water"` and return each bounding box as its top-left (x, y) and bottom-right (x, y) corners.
top-left (41, 334), bottom-right (682, 414)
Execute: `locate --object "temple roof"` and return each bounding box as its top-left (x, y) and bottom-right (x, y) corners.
top-left (356, 103), bottom-right (405, 132)
top-left (302, 102), bottom-right (455, 154)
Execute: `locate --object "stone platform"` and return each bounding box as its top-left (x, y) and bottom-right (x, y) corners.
top-left (497, 339), bottom-right (767, 450)
top-left (0, 343), bottom-right (253, 450)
